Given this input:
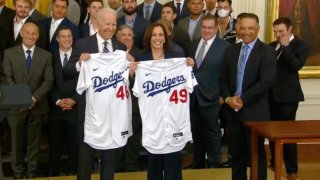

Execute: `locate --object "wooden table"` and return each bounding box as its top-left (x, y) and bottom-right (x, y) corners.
top-left (245, 120), bottom-right (320, 180)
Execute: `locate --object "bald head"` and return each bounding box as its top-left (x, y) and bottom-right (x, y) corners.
top-left (20, 22), bottom-right (39, 48)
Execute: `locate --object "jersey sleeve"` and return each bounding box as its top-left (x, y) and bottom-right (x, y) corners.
top-left (76, 61), bottom-right (92, 95)
top-left (132, 69), bottom-right (140, 98)
top-left (185, 67), bottom-right (198, 93)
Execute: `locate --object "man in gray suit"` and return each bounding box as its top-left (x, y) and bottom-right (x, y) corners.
top-left (173, 0), bottom-right (204, 56)
top-left (3, 22), bottom-right (53, 179)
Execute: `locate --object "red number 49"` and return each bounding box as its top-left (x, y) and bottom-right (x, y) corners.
top-left (116, 86), bottom-right (129, 100)
top-left (169, 89), bottom-right (187, 104)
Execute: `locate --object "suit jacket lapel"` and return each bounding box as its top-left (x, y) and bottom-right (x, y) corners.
top-left (16, 45), bottom-right (28, 76)
top-left (28, 47), bottom-right (41, 76)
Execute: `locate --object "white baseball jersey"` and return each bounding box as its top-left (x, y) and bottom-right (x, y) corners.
top-left (132, 58), bottom-right (198, 154)
top-left (77, 50), bottom-right (132, 150)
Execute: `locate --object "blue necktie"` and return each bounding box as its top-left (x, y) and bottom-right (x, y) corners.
top-left (26, 49), bottom-right (32, 72)
top-left (235, 45), bottom-right (250, 96)
top-left (103, 41), bottom-right (109, 53)
top-left (63, 53), bottom-right (68, 67)
top-left (196, 41), bottom-right (207, 68)
top-left (146, 5), bottom-right (151, 20)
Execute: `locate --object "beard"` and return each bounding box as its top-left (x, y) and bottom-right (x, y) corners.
top-left (123, 7), bottom-right (137, 16)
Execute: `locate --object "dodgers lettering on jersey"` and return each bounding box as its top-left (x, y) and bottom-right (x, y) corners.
top-left (133, 58), bottom-right (198, 154)
top-left (76, 50), bottom-right (132, 150)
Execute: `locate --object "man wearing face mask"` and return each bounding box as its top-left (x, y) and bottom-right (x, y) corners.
top-left (216, 0), bottom-right (236, 40)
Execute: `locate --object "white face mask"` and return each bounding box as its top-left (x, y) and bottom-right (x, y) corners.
top-left (217, 9), bottom-right (230, 18)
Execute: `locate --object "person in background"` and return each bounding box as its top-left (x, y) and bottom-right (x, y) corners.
top-left (268, 17), bottom-right (310, 180)
top-left (3, 22), bottom-right (53, 179)
top-left (117, 0), bottom-right (150, 49)
top-left (166, 0), bottom-right (190, 24)
top-left (108, 0), bottom-right (124, 18)
top-left (161, 2), bottom-right (176, 30)
top-left (137, 0), bottom-right (162, 23)
top-left (204, 0), bottom-right (216, 15)
top-left (216, 0), bottom-right (236, 40)
top-left (40, 0), bottom-right (79, 53)
top-left (220, 13), bottom-right (277, 180)
top-left (189, 14), bottom-right (228, 169)
top-left (79, 0), bottom-right (103, 38)
top-left (173, 0), bottom-right (205, 56)
top-left (48, 26), bottom-right (81, 177)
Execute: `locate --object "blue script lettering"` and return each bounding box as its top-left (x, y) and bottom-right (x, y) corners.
top-left (143, 75), bottom-right (186, 97)
top-left (92, 71), bottom-right (124, 92)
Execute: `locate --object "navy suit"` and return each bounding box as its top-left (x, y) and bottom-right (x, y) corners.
top-left (189, 37), bottom-right (229, 168)
top-left (79, 23), bottom-right (90, 38)
top-left (220, 39), bottom-right (277, 180)
top-left (40, 17), bottom-right (79, 53)
top-left (75, 34), bottom-right (126, 180)
top-left (49, 49), bottom-right (80, 175)
top-left (117, 15), bottom-right (150, 49)
top-left (137, 1), bottom-right (162, 23)
top-left (0, 6), bottom-right (15, 20)
top-left (268, 36), bottom-right (310, 174)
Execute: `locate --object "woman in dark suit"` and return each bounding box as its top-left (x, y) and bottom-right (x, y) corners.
top-left (133, 23), bottom-right (194, 180)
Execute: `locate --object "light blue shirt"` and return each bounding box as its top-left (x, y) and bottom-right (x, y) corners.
top-left (125, 13), bottom-right (137, 28)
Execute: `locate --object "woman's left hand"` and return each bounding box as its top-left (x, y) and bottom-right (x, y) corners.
top-left (186, 57), bottom-right (195, 67)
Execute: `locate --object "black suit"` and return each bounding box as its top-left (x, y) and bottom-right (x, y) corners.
top-left (79, 23), bottom-right (90, 38)
top-left (48, 49), bottom-right (81, 175)
top-left (137, 1), bottom-right (162, 23)
top-left (268, 36), bottom-right (310, 174)
top-left (189, 37), bottom-right (229, 168)
top-left (74, 34), bottom-right (126, 180)
top-left (0, 6), bottom-right (15, 21)
top-left (117, 15), bottom-right (150, 49)
top-left (220, 39), bottom-right (277, 180)
top-left (165, 1), bottom-right (190, 24)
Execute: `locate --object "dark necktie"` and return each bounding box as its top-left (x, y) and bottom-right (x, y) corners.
top-left (103, 41), bottom-right (109, 53)
top-left (26, 49), bottom-right (32, 72)
top-left (235, 45), bottom-right (250, 95)
top-left (276, 45), bottom-right (284, 57)
top-left (176, 2), bottom-right (181, 21)
top-left (146, 5), bottom-right (151, 20)
top-left (63, 53), bottom-right (68, 67)
top-left (196, 41), bottom-right (207, 68)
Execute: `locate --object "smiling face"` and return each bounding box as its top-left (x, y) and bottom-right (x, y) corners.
top-left (57, 28), bottom-right (73, 51)
top-left (238, 17), bottom-right (260, 44)
top-left (201, 18), bottom-right (218, 41)
top-left (15, 0), bottom-right (31, 19)
top-left (96, 9), bottom-right (117, 40)
top-left (273, 23), bottom-right (292, 42)
top-left (116, 27), bottom-right (134, 49)
top-left (150, 26), bottom-right (166, 51)
top-left (21, 22), bottom-right (39, 48)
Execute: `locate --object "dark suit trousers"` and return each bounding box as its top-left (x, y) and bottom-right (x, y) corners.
top-left (147, 151), bottom-right (182, 180)
top-left (8, 111), bottom-right (44, 176)
top-left (77, 142), bottom-right (118, 180)
top-left (228, 117), bottom-right (267, 180)
top-left (49, 110), bottom-right (78, 174)
top-left (190, 104), bottom-right (221, 168)
top-left (116, 112), bottom-right (142, 172)
top-left (269, 99), bottom-right (299, 174)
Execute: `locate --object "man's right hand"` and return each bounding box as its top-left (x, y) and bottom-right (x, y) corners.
top-left (226, 96), bottom-right (243, 111)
